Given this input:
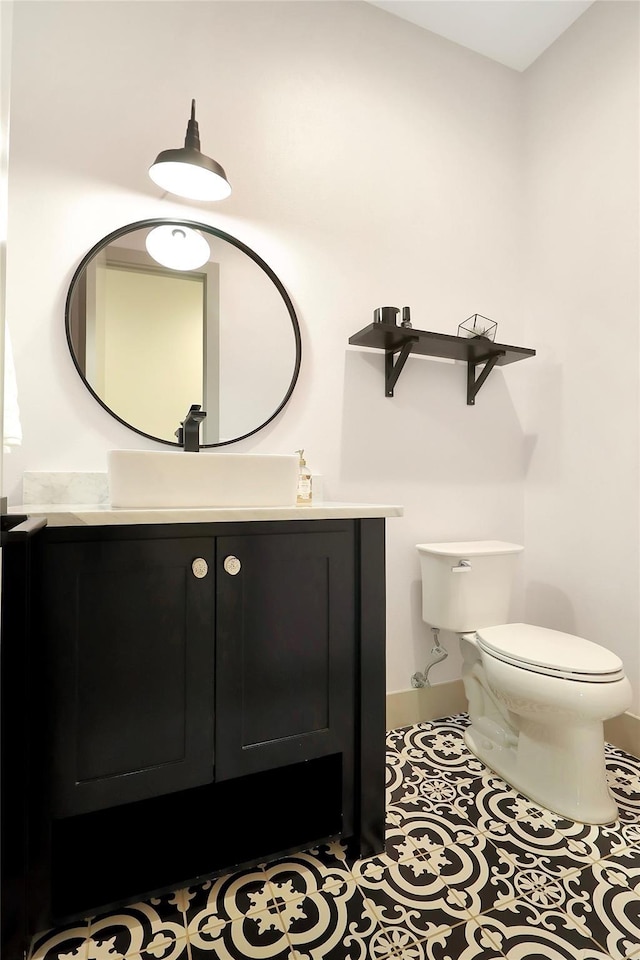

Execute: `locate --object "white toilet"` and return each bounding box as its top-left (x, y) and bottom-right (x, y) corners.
top-left (415, 540), bottom-right (632, 824)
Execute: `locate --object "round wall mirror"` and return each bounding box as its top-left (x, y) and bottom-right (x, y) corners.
top-left (65, 219), bottom-right (302, 447)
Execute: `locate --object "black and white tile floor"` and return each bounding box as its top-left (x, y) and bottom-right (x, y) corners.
top-left (32, 715), bottom-right (640, 960)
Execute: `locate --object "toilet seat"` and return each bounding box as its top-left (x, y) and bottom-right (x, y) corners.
top-left (475, 623), bottom-right (626, 683)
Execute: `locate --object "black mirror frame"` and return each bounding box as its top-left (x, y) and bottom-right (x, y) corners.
top-left (65, 218), bottom-right (302, 448)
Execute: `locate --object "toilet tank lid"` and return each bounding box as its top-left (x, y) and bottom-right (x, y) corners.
top-left (416, 540), bottom-right (524, 557)
top-left (476, 623), bottom-right (625, 676)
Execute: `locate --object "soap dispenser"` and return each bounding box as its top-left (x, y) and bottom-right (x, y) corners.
top-left (295, 449), bottom-right (313, 505)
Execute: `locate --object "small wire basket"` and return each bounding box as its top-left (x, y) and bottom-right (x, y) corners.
top-left (457, 314), bottom-right (498, 341)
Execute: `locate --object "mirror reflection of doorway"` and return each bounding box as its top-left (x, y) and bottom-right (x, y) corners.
top-left (70, 248), bottom-right (220, 443)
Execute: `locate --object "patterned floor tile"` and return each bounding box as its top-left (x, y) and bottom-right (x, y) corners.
top-left (605, 744), bottom-right (640, 761)
top-left (132, 935), bottom-right (189, 960)
top-left (392, 763), bottom-right (483, 825)
top-left (30, 922), bottom-right (90, 960)
top-left (385, 752), bottom-right (422, 803)
top-left (603, 846), bottom-right (640, 876)
top-left (420, 917), bottom-right (506, 959)
top-left (482, 812), bottom-right (597, 878)
top-left (386, 727), bottom-right (413, 754)
top-left (131, 889), bottom-right (196, 926)
top-left (475, 901), bottom-right (614, 959)
top-left (360, 917), bottom-right (506, 959)
top-left (187, 906), bottom-right (290, 959)
top-left (387, 799), bottom-right (479, 856)
top-left (452, 772), bottom-right (551, 834)
top-left (304, 839), bottom-right (361, 874)
top-left (620, 822), bottom-right (640, 851)
top-left (27, 717), bottom-right (640, 960)
top-left (180, 867), bottom-right (271, 927)
top-left (285, 927), bottom-right (412, 960)
top-left (605, 753), bottom-right (640, 825)
top-left (382, 822), bottom-right (431, 866)
top-left (386, 753), bottom-right (429, 807)
top-left (559, 860), bottom-right (640, 959)
top-left (349, 923), bottom-right (429, 959)
top-left (274, 878), bottom-right (382, 959)
top-left (422, 833), bottom-right (519, 918)
top-left (389, 720), bottom-right (485, 782)
top-left (183, 869), bottom-right (298, 958)
top-left (85, 886), bottom-right (195, 960)
top-left (264, 849), bottom-right (355, 901)
top-left (538, 812), bottom-right (640, 864)
top-left (352, 849), bottom-right (470, 939)
top-left (386, 715), bottom-right (470, 749)
top-left (88, 903), bottom-right (188, 960)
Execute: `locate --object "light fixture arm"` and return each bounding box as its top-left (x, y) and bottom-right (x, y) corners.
top-left (185, 99), bottom-right (201, 152)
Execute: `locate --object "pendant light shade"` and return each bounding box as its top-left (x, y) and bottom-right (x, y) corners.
top-left (149, 100), bottom-right (231, 201)
top-left (145, 225), bottom-right (211, 271)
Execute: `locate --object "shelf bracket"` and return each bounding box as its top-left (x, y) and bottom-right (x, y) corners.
top-left (385, 338), bottom-right (418, 397)
top-left (466, 352), bottom-right (505, 405)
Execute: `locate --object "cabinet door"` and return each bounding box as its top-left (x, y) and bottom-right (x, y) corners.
top-left (215, 524), bottom-right (355, 781)
top-left (41, 537), bottom-right (215, 817)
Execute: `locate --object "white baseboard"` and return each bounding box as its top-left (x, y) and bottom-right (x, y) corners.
top-left (387, 683), bottom-right (640, 760)
top-left (604, 711), bottom-right (640, 758)
top-left (386, 680), bottom-right (467, 731)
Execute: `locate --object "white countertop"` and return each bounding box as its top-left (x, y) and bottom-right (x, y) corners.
top-left (8, 501), bottom-right (403, 527)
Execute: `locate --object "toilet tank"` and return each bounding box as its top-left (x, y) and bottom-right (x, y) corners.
top-left (416, 540), bottom-right (524, 633)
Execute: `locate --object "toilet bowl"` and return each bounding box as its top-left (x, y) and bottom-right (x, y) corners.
top-left (461, 624), bottom-right (631, 823)
top-left (416, 541), bottom-right (632, 824)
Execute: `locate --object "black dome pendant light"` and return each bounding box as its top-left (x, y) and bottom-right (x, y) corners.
top-left (149, 99), bottom-right (231, 202)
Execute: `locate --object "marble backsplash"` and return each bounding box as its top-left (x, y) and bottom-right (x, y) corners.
top-left (22, 472), bottom-right (109, 505)
top-left (21, 471), bottom-right (325, 506)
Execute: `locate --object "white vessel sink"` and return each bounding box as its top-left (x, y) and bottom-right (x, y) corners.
top-left (108, 450), bottom-right (299, 509)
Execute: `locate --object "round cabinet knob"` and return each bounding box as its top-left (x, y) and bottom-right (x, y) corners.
top-left (223, 555), bottom-right (242, 576)
top-left (192, 558), bottom-right (209, 579)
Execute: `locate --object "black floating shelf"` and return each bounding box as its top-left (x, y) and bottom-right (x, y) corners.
top-left (348, 323), bottom-right (536, 405)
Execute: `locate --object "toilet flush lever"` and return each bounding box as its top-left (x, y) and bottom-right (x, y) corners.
top-left (451, 560), bottom-right (472, 573)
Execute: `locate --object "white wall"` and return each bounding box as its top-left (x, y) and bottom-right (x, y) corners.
top-left (0, 0), bottom-right (12, 498)
top-left (521, 0), bottom-right (640, 713)
top-left (7, 0), bottom-right (635, 708)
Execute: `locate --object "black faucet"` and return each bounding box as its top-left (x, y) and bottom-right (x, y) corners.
top-left (175, 404), bottom-right (207, 452)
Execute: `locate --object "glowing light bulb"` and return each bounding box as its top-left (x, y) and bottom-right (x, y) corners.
top-left (145, 225), bottom-right (210, 271)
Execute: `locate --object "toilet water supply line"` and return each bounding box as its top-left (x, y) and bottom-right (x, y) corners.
top-left (411, 627), bottom-right (448, 688)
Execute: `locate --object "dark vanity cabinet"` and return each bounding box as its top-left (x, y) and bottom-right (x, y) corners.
top-left (2, 515), bottom-right (386, 950)
top-left (215, 526), bottom-right (355, 784)
top-left (41, 537), bottom-right (217, 817)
